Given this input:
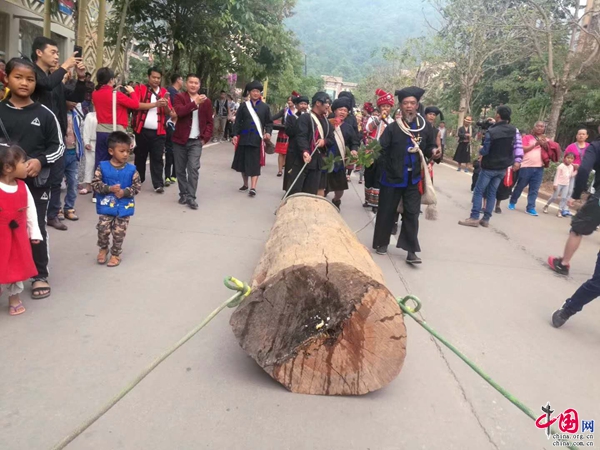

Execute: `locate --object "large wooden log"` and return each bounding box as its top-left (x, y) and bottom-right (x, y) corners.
top-left (230, 194), bottom-right (406, 395)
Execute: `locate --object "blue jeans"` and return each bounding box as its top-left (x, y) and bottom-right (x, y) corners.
top-left (63, 150), bottom-right (79, 211)
top-left (471, 169), bottom-right (505, 221)
top-left (510, 167), bottom-right (544, 210)
top-left (564, 252), bottom-right (600, 315)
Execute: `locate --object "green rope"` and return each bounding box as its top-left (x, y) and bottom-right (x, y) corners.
top-left (397, 295), bottom-right (577, 450)
top-left (51, 277), bottom-right (251, 450)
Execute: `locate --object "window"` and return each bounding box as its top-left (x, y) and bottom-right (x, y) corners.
top-left (19, 19), bottom-right (66, 60)
top-left (0, 12), bottom-right (8, 60)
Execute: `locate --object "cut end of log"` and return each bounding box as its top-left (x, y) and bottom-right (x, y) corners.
top-left (230, 263), bottom-right (406, 396)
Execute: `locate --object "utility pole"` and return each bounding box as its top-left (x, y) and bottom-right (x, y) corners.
top-left (304, 53), bottom-right (307, 77)
top-left (95, 0), bottom-right (106, 71)
top-left (43, 0), bottom-right (51, 37)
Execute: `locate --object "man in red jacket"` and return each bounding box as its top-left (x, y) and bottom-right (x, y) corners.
top-left (133, 67), bottom-right (172, 193)
top-left (172, 74), bottom-right (214, 210)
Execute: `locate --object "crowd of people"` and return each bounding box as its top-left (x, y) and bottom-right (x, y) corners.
top-left (1, 38), bottom-right (600, 329)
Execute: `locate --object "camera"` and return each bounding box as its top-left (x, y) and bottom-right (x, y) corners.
top-left (476, 118), bottom-right (495, 130)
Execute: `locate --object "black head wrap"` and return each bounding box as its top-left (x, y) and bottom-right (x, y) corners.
top-left (424, 106), bottom-right (444, 121)
top-left (332, 97), bottom-right (352, 111)
top-left (311, 91), bottom-right (331, 106)
top-left (395, 86), bottom-right (425, 102)
top-left (243, 80), bottom-right (263, 96)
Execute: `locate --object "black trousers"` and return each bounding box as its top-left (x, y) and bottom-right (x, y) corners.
top-left (165, 126), bottom-right (175, 180)
top-left (134, 128), bottom-right (166, 189)
top-left (27, 183), bottom-right (51, 279)
top-left (47, 155), bottom-right (65, 220)
top-left (288, 165), bottom-right (321, 195)
top-left (373, 183), bottom-right (422, 253)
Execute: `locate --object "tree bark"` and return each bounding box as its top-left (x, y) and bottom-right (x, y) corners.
top-left (230, 195), bottom-right (407, 396)
top-left (111, 0), bottom-right (130, 72)
top-left (546, 86), bottom-right (566, 141)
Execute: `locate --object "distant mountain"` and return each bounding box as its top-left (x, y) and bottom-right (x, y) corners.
top-left (285, 0), bottom-right (436, 82)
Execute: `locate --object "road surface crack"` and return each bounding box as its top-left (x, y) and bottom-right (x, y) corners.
top-left (431, 336), bottom-right (500, 450)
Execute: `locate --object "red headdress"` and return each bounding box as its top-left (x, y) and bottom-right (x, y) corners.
top-left (363, 102), bottom-right (374, 114)
top-left (376, 89), bottom-right (394, 107)
top-left (291, 91), bottom-right (300, 98)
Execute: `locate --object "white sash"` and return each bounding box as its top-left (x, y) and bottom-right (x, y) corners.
top-left (333, 126), bottom-right (346, 161)
top-left (245, 100), bottom-right (264, 139)
top-left (309, 112), bottom-right (325, 141)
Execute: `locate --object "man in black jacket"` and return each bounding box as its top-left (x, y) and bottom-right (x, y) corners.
top-left (288, 91), bottom-right (333, 196)
top-left (372, 86), bottom-right (439, 265)
top-left (459, 106), bottom-right (522, 228)
top-left (231, 80), bottom-right (273, 197)
top-left (30, 36), bottom-right (86, 230)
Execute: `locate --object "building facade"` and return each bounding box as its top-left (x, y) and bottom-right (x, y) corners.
top-left (322, 75), bottom-right (358, 101)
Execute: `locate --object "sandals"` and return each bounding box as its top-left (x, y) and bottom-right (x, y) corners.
top-left (9, 301), bottom-right (26, 316)
top-left (107, 255), bottom-right (121, 267)
top-left (31, 279), bottom-right (51, 300)
top-left (277, 172), bottom-right (283, 177)
top-left (97, 248), bottom-right (109, 265)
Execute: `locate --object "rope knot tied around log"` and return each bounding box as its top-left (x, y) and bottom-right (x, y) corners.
top-left (224, 276), bottom-right (252, 307)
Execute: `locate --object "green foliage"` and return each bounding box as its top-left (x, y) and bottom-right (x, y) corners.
top-left (106, 0), bottom-right (301, 98)
top-left (322, 153), bottom-right (342, 173)
top-left (284, 0), bottom-right (436, 81)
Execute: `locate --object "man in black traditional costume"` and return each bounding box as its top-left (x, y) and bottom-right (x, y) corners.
top-left (288, 92), bottom-right (333, 195)
top-left (231, 80), bottom-right (273, 197)
top-left (372, 87), bottom-right (440, 264)
top-left (282, 94), bottom-right (309, 191)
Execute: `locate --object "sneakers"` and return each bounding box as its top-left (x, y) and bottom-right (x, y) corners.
top-left (178, 196), bottom-right (187, 205)
top-left (92, 197), bottom-right (97, 203)
top-left (375, 245), bottom-right (388, 255)
top-left (557, 211), bottom-right (563, 218)
top-left (543, 205), bottom-right (549, 214)
top-left (508, 203), bottom-right (516, 210)
top-left (406, 252), bottom-right (422, 264)
top-left (239, 185), bottom-right (248, 192)
top-left (464, 169), bottom-right (469, 173)
top-left (479, 219), bottom-right (489, 228)
top-left (526, 208), bottom-right (538, 216)
top-left (458, 217), bottom-right (480, 227)
top-left (155, 187), bottom-right (165, 194)
top-left (165, 179), bottom-right (171, 187)
top-left (548, 256), bottom-right (570, 276)
top-left (64, 209), bottom-right (79, 221)
top-left (187, 199), bottom-right (199, 210)
top-left (456, 167), bottom-right (461, 172)
top-left (170, 177), bottom-right (177, 183)
top-left (249, 188), bottom-right (257, 197)
top-left (551, 307), bottom-right (573, 328)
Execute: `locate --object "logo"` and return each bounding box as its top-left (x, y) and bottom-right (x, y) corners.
top-left (31, 117), bottom-right (41, 126)
top-left (40, 192), bottom-right (49, 201)
top-left (535, 402), bottom-right (595, 447)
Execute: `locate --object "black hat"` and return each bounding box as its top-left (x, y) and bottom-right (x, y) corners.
top-left (424, 106), bottom-right (444, 121)
top-left (293, 95), bottom-right (309, 105)
top-left (243, 80), bottom-right (263, 96)
top-left (338, 91), bottom-right (356, 108)
top-left (312, 91), bottom-right (331, 105)
top-left (395, 86), bottom-right (425, 102)
top-left (332, 97), bottom-right (352, 111)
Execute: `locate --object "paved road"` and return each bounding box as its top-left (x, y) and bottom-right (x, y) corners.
top-left (1, 142), bottom-right (598, 450)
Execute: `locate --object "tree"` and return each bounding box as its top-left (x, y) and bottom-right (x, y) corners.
top-left (428, 0), bottom-right (523, 125)
top-left (515, 0), bottom-right (600, 138)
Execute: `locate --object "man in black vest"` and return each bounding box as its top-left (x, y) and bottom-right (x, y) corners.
top-left (459, 106), bottom-right (523, 227)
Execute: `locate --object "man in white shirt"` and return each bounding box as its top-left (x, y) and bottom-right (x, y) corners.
top-left (133, 67), bottom-right (171, 193)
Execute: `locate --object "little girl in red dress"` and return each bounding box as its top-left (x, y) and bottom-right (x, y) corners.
top-left (0, 145), bottom-right (43, 316)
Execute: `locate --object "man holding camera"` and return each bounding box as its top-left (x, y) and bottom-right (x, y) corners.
top-left (459, 106), bottom-right (523, 228)
top-left (133, 67), bottom-right (173, 194)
